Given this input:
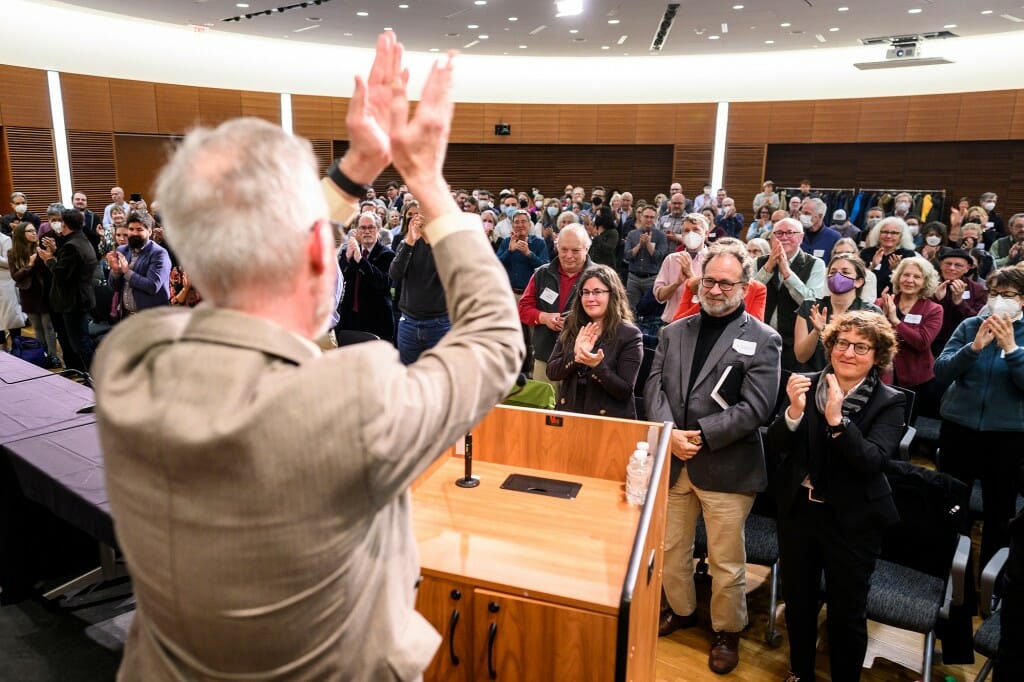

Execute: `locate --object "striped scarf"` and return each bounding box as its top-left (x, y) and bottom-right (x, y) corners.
top-left (814, 365), bottom-right (877, 418)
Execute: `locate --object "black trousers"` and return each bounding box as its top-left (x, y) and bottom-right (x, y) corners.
top-left (778, 494), bottom-right (883, 682)
top-left (939, 420), bottom-right (1024, 568)
top-left (49, 311), bottom-right (84, 372)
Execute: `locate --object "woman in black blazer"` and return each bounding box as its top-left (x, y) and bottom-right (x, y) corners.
top-left (767, 310), bottom-right (905, 682)
top-left (547, 264), bottom-right (643, 419)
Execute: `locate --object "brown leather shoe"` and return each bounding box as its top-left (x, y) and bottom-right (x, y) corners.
top-left (708, 630), bottom-right (740, 674)
top-left (657, 608), bottom-right (698, 636)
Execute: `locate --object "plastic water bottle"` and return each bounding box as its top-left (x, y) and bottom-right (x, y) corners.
top-left (625, 442), bottom-right (652, 506)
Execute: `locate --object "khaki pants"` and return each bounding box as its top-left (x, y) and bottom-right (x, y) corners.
top-left (662, 466), bottom-right (755, 633)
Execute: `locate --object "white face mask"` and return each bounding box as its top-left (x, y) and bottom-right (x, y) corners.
top-left (799, 214), bottom-right (814, 229)
top-left (895, 201), bottom-right (910, 213)
top-left (14, 204), bottom-right (27, 214)
top-left (989, 295), bottom-right (1022, 319)
top-left (908, 224), bottom-right (919, 236)
top-left (983, 202), bottom-right (996, 212)
top-left (683, 231), bottom-right (704, 251)
top-left (925, 235), bottom-right (942, 247)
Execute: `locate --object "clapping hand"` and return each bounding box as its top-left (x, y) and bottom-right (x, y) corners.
top-left (574, 322), bottom-right (604, 367)
top-left (823, 374), bottom-right (845, 427)
top-left (971, 317), bottom-right (997, 352)
top-left (934, 279), bottom-right (950, 301)
top-left (675, 251), bottom-right (693, 279)
top-left (948, 278), bottom-right (966, 300)
top-left (988, 313), bottom-right (1018, 353)
top-left (808, 304), bottom-right (829, 334)
top-left (879, 287), bottom-right (899, 324)
top-left (887, 253), bottom-right (903, 270)
top-left (404, 213), bottom-right (424, 245)
top-left (785, 373), bottom-right (811, 420)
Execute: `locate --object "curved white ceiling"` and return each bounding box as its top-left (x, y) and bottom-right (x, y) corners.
top-left (4, 0), bottom-right (1024, 103)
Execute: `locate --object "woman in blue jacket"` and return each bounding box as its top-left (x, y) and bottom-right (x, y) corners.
top-left (935, 265), bottom-right (1024, 568)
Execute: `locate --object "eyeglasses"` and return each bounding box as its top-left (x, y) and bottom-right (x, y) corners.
top-left (879, 231), bottom-right (902, 236)
top-left (833, 339), bottom-right (874, 355)
top-left (773, 231), bottom-right (801, 238)
top-left (987, 290), bottom-right (1021, 299)
top-left (580, 289), bottom-right (610, 297)
top-left (700, 278), bottom-right (743, 292)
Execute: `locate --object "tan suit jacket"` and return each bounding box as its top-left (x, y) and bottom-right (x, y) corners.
top-left (93, 210), bottom-right (523, 681)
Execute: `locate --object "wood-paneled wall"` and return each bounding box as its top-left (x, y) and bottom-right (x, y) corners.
top-left (4, 62), bottom-right (1024, 214)
top-left (765, 141), bottom-right (1024, 224)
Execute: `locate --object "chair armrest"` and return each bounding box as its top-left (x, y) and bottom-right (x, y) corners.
top-left (949, 534), bottom-right (972, 608)
top-left (898, 425), bottom-right (916, 461)
top-left (980, 547), bottom-right (1011, 617)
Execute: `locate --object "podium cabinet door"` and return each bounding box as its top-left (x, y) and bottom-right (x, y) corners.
top-left (472, 588), bottom-right (616, 682)
top-left (416, 575), bottom-right (474, 682)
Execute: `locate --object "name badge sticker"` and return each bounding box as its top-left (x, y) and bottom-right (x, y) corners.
top-left (539, 288), bottom-right (558, 304)
top-left (813, 249), bottom-right (825, 258)
top-left (962, 290), bottom-right (971, 300)
top-left (732, 339), bottom-right (757, 356)
top-left (904, 313), bottom-right (923, 324)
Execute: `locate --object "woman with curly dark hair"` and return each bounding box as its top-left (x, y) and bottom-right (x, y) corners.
top-left (546, 264), bottom-right (643, 418)
top-left (768, 310), bottom-right (906, 682)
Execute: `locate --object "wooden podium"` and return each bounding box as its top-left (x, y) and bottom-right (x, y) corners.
top-left (413, 405), bottom-right (671, 682)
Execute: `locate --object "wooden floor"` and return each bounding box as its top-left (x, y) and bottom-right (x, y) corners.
top-left (654, 563), bottom-right (988, 681)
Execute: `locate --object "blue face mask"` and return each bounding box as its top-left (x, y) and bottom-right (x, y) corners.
top-left (546, 206), bottom-right (558, 217)
top-left (505, 206), bottom-right (517, 218)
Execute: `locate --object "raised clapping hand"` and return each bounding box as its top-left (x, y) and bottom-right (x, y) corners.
top-left (675, 251), bottom-right (693, 280)
top-left (388, 44), bottom-right (458, 219)
top-left (404, 213), bottom-right (424, 246)
top-left (785, 373), bottom-right (811, 421)
top-left (985, 313), bottom-right (1018, 353)
top-left (879, 287), bottom-right (899, 324)
top-left (808, 303), bottom-right (829, 334)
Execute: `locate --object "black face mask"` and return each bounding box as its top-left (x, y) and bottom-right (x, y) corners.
top-left (128, 235), bottom-right (146, 250)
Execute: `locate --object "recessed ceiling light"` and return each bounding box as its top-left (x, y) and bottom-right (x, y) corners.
top-left (356, 11), bottom-right (368, 17)
top-left (293, 24), bottom-right (321, 33)
top-left (508, 17), bottom-right (518, 21)
top-left (569, 28), bottom-right (579, 33)
top-left (474, 0), bottom-right (487, 5)
top-left (608, 19), bottom-right (620, 24)
top-left (383, 27), bottom-right (392, 31)
top-left (829, 27), bottom-right (839, 32)
top-left (601, 45), bottom-right (610, 50)
top-left (815, 33), bottom-right (827, 42)
top-left (518, 44), bottom-right (527, 48)
top-left (765, 39), bottom-right (775, 44)
top-left (399, 4), bottom-right (409, 8)
top-left (780, 22), bottom-right (791, 27)
top-left (464, 40), bottom-right (479, 48)
top-left (479, 34), bottom-right (489, 39)
top-left (708, 35), bottom-right (720, 40)
top-left (468, 24), bottom-right (478, 29)
top-left (908, 8), bottom-right (923, 13)
top-left (981, 9), bottom-right (993, 14)
top-left (306, 16), bottom-right (320, 22)
top-left (732, 4), bottom-right (744, 9)
top-left (944, 23), bottom-right (957, 28)
top-left (837, 6), bottom-right (849, 11)
top-left (429, 47), bottom-right (439, 52)
top-left (617, 34), bottom-right (627, 44)
top-left (721, 22), bottom-right (729, 33)
top-left (236, 2), bottom-right (249, 7)
top-left (344, 32), bottom-right (353, 36)
top-left (529, 25), bottom-right (547, 35)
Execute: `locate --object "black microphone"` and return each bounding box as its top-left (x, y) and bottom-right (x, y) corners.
top-left (455, 432), bottom-right (480, 488)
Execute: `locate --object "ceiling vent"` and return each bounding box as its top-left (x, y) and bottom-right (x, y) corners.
top-left (650, 3), bottom-right (680, 53)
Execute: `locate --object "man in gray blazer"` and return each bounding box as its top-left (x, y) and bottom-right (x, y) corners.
top-left (93, 34), bottom-right (523, 681)
top-left (645, 240), bottom-right (781, 675)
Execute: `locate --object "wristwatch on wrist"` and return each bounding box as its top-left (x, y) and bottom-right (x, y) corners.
top-left (327, 160), bottom-right (373, 201)
top-left (828, 417), bottom-right (850, 437)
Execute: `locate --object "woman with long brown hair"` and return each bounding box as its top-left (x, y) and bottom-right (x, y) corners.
top-left (546, 263), bottom-right (643, 418)
top-left (9, 221), bottom-right (59, 362)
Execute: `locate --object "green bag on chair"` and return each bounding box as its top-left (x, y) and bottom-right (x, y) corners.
top-left (501, 379), bottom-right (556, 410)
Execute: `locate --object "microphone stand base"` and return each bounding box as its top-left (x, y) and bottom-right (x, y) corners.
top-left (455, 476), bottom-right (480, 488)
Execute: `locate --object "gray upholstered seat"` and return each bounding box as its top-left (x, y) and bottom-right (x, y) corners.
top-left (974, 613), bottom-right (1000, 658)
top-left (865, 559), bottom-right (946, 633)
